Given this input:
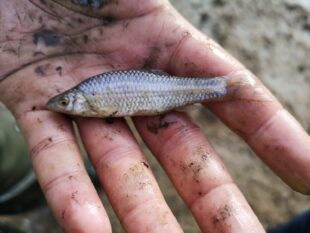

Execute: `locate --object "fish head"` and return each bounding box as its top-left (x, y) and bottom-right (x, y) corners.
top-left (47, 89), bottom-right (91, 116)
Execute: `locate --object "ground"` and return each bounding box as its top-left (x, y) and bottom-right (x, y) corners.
top-left (1, 0), bottom-right (310, 232)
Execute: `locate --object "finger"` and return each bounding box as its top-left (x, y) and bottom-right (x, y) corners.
top-left (134, 112), bottom-right (265, 233)
top-left (77, 118), bottom-right (183, 233)
top-left (17, 111), bottom-right (111, 233)
top-left (165, 10), bottom-right (310, 194)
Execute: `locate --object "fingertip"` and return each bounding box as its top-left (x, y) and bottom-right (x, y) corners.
top-left (60, 201), bottom-right (112, 233)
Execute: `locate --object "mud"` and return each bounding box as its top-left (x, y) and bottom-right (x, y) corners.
top-left (146, 115), bottom-right (176, 135)
top-left (33, 30), bottom-right (61, 47)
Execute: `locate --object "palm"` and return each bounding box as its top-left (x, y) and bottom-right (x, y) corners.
top-left (1, 0), bottom-right (165, 108)
top-left (1, 1), bottom-right (309, 233)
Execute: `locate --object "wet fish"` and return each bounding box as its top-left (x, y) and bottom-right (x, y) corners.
top-left (47, 69), bottom-right (228, 117)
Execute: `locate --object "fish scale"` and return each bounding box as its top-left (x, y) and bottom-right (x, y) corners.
top-left (47, 70), bottom-right (228, 117)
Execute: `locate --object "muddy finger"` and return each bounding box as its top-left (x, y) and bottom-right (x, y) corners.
top-left (134, 112), bottom-right (265, 233)
top-left (77, 118), bottom-right (183, 233)
top-left (17, 111), bottom-right (111, 233)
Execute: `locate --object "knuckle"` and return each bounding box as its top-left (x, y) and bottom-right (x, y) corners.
top-left (30, 135), bottom-right (75, 158)
top-left (42, 169), bottom-right (81, 194)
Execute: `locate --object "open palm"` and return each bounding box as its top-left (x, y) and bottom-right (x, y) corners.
top-left (1, 0), bottom-right (309, 232)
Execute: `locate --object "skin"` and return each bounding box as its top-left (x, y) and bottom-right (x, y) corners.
top-left (0, 0), bottom-right (309, 232)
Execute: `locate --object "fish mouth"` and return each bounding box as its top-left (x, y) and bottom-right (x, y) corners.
top-left (46, 96), bottom-right (57, 110)
top-left (46, 93), bottom-right (64, 112)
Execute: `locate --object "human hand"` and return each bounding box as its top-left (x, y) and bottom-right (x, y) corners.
top-left (0, 0), bottom-right (309, 232)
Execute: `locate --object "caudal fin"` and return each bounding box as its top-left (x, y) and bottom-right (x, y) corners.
top-left (224, 70), bottom-right (274, 102)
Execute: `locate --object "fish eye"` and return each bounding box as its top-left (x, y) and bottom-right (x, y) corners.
top-left (60, 97), bottom-right (69, 106)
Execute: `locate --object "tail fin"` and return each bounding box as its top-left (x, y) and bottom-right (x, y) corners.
top-left (224, 70), bottom-right (274, 102)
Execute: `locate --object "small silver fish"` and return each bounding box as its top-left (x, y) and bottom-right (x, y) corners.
top-left (47, 70), bottom-right (228, 117)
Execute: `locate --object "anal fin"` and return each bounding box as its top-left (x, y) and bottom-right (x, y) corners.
top-left (174, 103), bottom-right (203, 113)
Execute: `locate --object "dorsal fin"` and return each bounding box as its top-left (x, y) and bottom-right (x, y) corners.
top-left (142, 69), bottom-right (171, 76)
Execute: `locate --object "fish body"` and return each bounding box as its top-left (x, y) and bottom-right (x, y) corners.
top-left (47, 70), bottom-right (228, 117)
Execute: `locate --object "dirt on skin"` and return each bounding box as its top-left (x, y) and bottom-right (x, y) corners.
top-left (110, 1), bottom-right (310, 230)
top-left (168, 0), bottom-right (310, 231)
top-left (1, 0), bottom-right (309, 232)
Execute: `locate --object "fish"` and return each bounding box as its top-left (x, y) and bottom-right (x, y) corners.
top-left (47, 69), bottom-right (228, 117)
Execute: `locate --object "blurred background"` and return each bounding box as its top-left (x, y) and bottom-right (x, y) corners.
top-left (0, 0), bottom-right (309, 232)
